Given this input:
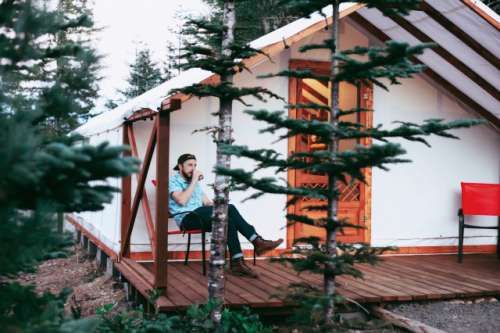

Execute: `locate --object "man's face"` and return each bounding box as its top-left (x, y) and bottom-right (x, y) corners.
top-left (179, 159), bottom-right (197, 180)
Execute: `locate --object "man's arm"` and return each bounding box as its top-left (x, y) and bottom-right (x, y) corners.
top-left (171, 170), bottom-right (203, 206)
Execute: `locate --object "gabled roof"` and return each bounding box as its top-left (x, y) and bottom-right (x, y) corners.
top-left (352, 0), bottom-right (499, 129)
top-left (77, 0), bottom-right (499, 136)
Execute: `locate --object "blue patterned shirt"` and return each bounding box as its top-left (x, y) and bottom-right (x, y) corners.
top-left (168, 172), bottom-right (204, 227)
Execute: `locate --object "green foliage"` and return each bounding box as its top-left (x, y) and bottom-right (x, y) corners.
top-left (204, 0), bottom-right (298, 44)
top-left (276, 282), bottom-right (345, 332)
top-left (171, 17), bottom-right (281, 113)
top-left (0, 283), bottom-right (71, 332)
top-left (96, 304), bottom-right (181, 333)
top-left (0, 215), bottom-right (74, 277)
top-left (0, 0), bottom-right (102, 137)
top-left (96, 300), bottom-right (270, 333)
top-left (121, 48), bottom-right (164, 100)
top-left (0, 1), bottom-right (139, 331)
top-left (175, 18), bottom-right (271, 77)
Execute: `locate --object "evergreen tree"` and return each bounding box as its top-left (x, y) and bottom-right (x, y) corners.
top-left (163, 39), bottom-right (179, 81)
top-left (171, 0), bottom-right (281, 329)
top-left (2, 0), bottom-right (103, 137)
top-left (214, 0), bottom-right (483, 330)
top-left (104, 98), bottom-right (120, 111)
top-left (121, 47), bottom-right (163, 99)
top-left (204, 0), bottom-right (298, 43)
top-left (0, 1), bottom-right (139, 330)
top-left (45, 0), bottom-right (102, 136)
top-left (162, 24), bottom-right (188, 81)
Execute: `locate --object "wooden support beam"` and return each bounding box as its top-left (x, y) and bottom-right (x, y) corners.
top-left (120, 124), bottom-right (158, 257)
top-left (154, 109), bottom-right (170, 289)
top-left (350, 13), bottom-right (500, 131)
top-left (160, 97), bottom-right (182, 112)
top-left (421, 1), bottom-right (500, 70)
top-left (127, 125), bottom-right (156, 259)
top-left (121, 123), bottom-right (132, 261)
top-left (127, 108), bottom-right (157, 122)
top-left (390, 14), bottom-right (499, 100)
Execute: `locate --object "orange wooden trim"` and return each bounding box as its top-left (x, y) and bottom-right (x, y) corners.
top-left (350, 12), bottom-right (500, 131)
top-left (127, 108), bottom-right (156, 122)
top-left (154, 110), bottom-right (170, 289)
top-left (160, 98), bottom-right (182, 112)
top-left (289, 59), bottom-right (331, 72)
top-left (384, 244), bottom-right (497, 255)
top-left (127, 125), bottom-right (156, 258)
top-left (128, 99), bottom-right (182, 123)
top-left (461, 0), bottom-right (500, 30)
top-left (421, 1), bottom-right (500, 70)
top-left (130, 251), bottom-right (155, 261)
top-left (130, 248), bottom-right (288, 262)
top-left (121, 124), bottom-right (158, 257)
top-left (286, 59), bottom-right (373, 245)
top-left (161, 76), bottom-right (220, 111)
top-left (360, 82), bottom-right (373, 245)
top-left (66, 214), bottom-right (117, 260)
top-left (286, 76), bottom-right (298, 249)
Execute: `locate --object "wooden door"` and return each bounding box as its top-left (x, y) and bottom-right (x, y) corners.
top-left (288, 60), bottom-right (370, 245)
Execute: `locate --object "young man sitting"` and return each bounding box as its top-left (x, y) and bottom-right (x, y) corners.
top-left (169, 153), bottom-right (283, 278)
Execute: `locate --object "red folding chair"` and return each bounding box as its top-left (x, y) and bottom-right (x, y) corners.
top-left (458, 182), bottom-right (500, 263)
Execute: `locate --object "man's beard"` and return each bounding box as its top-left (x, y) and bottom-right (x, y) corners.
top-left (181, 170), bottom-right (192, 181)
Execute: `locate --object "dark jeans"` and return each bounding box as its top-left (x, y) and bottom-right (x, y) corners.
top-left (180, 204), bottom-right (257, 258)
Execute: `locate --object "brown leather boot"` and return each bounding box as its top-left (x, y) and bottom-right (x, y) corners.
top-left (252, 236), bottom-right (283, 256)
top-left (230, 258), bottom-right (258, 278)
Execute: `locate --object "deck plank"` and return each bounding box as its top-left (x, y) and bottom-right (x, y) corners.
top-left (132, 254), bottom-right (500, 312)
top-left (394, 257), bottom-right (500, 294)
top-left (383, 259), bottom-right (485, 291)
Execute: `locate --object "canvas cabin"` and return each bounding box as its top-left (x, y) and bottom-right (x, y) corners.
top-left (67, 0), bottom-right (500, 312)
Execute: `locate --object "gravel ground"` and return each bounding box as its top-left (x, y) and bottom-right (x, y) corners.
top-left (16, 245), bottom-right (128, 317)
top-left (386, 298), bottom-right (500, 333)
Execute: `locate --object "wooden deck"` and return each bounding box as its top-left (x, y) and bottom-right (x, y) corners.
top-left (138, 254), bottom-right (500, 312)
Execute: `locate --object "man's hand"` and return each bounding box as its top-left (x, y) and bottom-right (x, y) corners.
top-left (192, 169), bottom-right (204, 182)
top-left (202, 193), bottom-right (213, 206)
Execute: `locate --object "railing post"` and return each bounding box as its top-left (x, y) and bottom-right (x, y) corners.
top-left (154, 109), bottom-right (170, 289)
top-left (121, 123), bottom-right (132, 260)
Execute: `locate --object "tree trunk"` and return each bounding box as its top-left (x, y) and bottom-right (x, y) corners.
top-left (209, 1), bottom-right (235, 330)
top-left (57, 212), bottom-right (64, 234)
top-left (325, 0), bottom-right (340, 327)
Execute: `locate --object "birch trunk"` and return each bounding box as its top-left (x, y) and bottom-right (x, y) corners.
top-left (325, 0), bottom-right (340, 326)
top-left (208, 0), bottom-right (235, 330)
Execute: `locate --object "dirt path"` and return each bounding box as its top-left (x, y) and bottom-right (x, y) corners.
top-left (16, 245), bottom-right (128, 318)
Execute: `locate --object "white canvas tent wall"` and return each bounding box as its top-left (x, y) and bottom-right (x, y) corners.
top-left (71, 0), bottom-right (500, 258)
